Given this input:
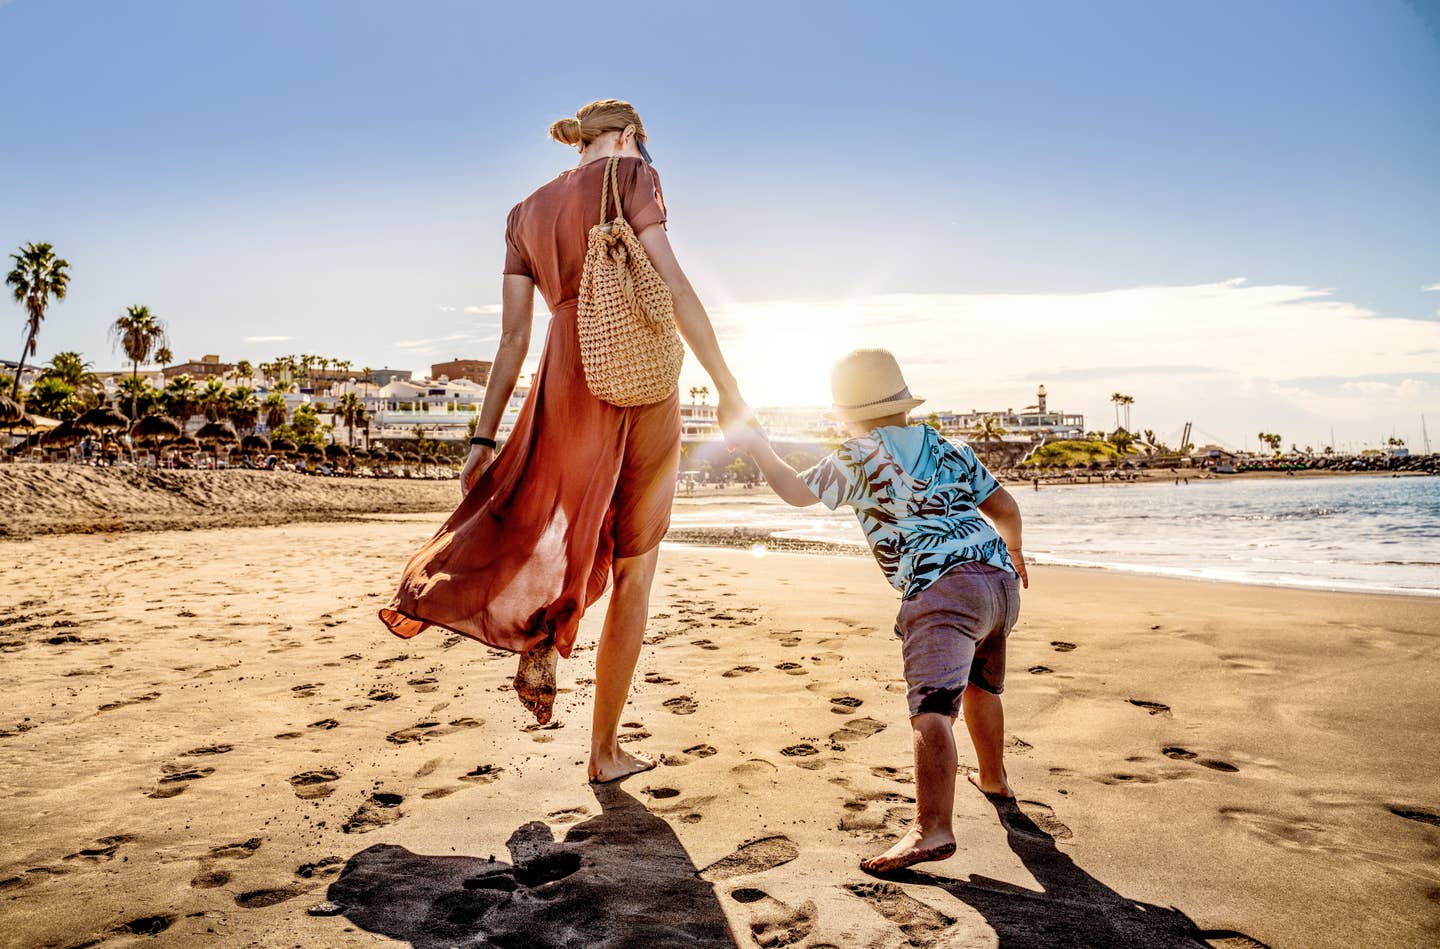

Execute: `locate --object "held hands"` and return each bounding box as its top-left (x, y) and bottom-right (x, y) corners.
top-left (1010, 547), bottom-right (1030, 589)
top-left (460, 445), bottom-right (495, 497)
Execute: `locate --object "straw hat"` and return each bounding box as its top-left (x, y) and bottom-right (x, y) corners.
top-left (824, 348), bottom-right (926, 422)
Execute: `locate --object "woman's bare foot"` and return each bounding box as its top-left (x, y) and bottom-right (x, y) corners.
top-left (965, 768), bottom-right (1014, 799)
top-left (587, 746), bottom-right (656, 784)
top-left (513, 642), bottom-right (558, 725)
top-left (860, 826), bottom-right (957, 875)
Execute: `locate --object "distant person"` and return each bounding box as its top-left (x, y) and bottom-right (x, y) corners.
top-left (381, 98), bottom-right (751, 783)
top-left (727, 348), bottom-right (1028, 875)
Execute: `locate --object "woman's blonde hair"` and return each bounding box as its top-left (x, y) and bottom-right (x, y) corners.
top-left (549, 99), bottom-right (646, 148)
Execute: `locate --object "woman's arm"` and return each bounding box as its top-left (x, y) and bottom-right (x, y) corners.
top-left (637, 224), bottom-right (751, 428)
top-left (462, 274), bottom-right (534, 495)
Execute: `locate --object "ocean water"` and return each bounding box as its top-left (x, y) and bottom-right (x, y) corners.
top-left (669, 475), bottom-right (1440, 597)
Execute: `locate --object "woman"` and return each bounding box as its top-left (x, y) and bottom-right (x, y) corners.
top-left (380, 99), bottom-right (748, 783)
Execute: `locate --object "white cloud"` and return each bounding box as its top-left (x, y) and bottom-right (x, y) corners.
top-left (1422, 283), bottom-right (1440, 292)
top-left (688, 279), bottom-right (1440, 448)
top-left (244, 335), bottom-right (293, 342)
top-left (464, 304), bottom-right (502, 315)
top-left (395, 333), bottom-right (471, 350)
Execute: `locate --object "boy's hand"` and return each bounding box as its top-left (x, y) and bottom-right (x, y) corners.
top-left (1011, 547), bottom-right (1030, 589)
top-left (724, 420), bottom-right (768, 454)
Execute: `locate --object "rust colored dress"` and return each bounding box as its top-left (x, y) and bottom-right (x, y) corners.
top-left (379, 156), bottom-right (680, 658)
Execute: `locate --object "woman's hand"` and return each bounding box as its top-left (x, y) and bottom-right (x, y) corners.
top-left (717, 390), bottom-right (754, 431)
top-left (460, 445), bottom-right (495, 497)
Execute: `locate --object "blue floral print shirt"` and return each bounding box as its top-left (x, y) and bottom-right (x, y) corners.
top-left (799, 424), bottom-right (1015, 597)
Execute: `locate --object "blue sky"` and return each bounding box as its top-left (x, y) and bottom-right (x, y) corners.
top-left (2, 0), bottom-right (1437, 449)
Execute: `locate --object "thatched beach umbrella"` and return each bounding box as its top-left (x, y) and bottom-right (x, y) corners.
top-left (298, 442), bottom-right (323, 464)
top-left (196, 421), bottom-right (238, 463)
top-left (0, 394), bottom-right (23, 425)
top-left (271, 436), bottom-right (297, 454)
top-left (241, 433), bottom-right (271, 453)
top-left (43, 417), bottom-right (95, 448)
top-left (324, 443), bottom-right (349, 461)
top-left (78, 406), bottom-right (131, 434)
top-left (133, 414), bottom-right (182, 442)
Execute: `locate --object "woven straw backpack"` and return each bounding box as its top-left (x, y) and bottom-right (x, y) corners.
top-left (575, 155), bottom-right (685, 406)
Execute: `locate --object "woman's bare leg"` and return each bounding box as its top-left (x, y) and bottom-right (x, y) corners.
top-left (588, 545), bottom-right (660, 783)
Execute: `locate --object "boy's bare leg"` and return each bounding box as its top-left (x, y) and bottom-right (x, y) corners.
top-left (963, 686), bottom-right (1014, 798)
top-left (588, 546), bottom-right (660, 783)
top-left (861, 712), bottom-right (959, 873)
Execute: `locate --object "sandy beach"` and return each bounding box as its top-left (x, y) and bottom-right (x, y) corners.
top-left (1, 512), bottom-right (1436, 948)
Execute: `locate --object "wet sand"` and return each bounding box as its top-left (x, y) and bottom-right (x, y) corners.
top-left (1, 516), bottom-right (1437, 947)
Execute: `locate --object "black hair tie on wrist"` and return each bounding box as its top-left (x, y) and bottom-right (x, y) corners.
top-left (470, 436), bottom-right (497, 449)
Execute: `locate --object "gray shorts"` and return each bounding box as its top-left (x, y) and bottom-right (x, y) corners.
top-left (895, 562), bottom-right (1020, 718)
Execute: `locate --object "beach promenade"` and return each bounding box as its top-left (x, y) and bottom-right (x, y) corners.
top-left (1, 514), bottom-right (1436, 947)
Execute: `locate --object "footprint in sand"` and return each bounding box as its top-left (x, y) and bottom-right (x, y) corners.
top-left (691, 639), bottom-right (721, 651)
top-left (781, 743), bottom-right (819, 758)
top-left (731, 888), bottom-right (817, 947)
top-left (662, 695), bottom-right (698, 715)
top-left (274, 731), bottom-right (304, 740)
top-left (1127, 699), bottom-right (1172, 716)
top-left (288, 769), bottom-right (340, 800)
top-left (98, 692), bottom-right (161, 713)
top-left (309, 718), bottom-right (340, 730)
top-left (644, 673), bottom-right (677, 685)
top-left (1051, 641), bottom-right (1077, 652)
top-left (829, 717), bottom-right (886, 744)
top-left (1391, 807), bottom-right (1440, 827)
top-left (290, 683), bottom-right (322, 697)
top-left (343, 792), bottom-right (404, 834)
top-left (111, 915), bottom-right (174, 936)
top-left (722, 665), bottom-right (759, 678)
top-left (235, 886), bottom-right (308, 909)
top-left (367, 689), bottom-right (399, 702)
top-left (1199, 759), bottom-right (1240, 773)
top-left (181, 744), bottom-right (232, 757)
top-left (385, 718), bottom-right (482, 745)
top-left (846, 881), bottom-right (955, 940)
top-left (1028, 665), bottom-right (1054, 675)
top-left (684, 744), bottom-right (718, 758)
top-left (731, 759), bottom-right (778, 790)
top-left (63, 835), bottom-right (135, 862)
top-left (1010, 800), bottom-right (1074, 840)
top-left (829, 696), bottom-right (863, 714)
top-left (547, 806), bottom-right (590, 824)
top-left (295, 856), bottom-right (344, 879)
top-left (460, 764), bottom-right (504, 784)
top-left (643, 786), bottom-right (681, 799)
top-left (148, 762), bottom-right (216, 798)
top-left (408, 677), bottom-right (439, 693)
top-left (617, 730), bottom-right (651, 744)
top-left (699, 835), bottom-right (799, 881)
top-left (775, 662), bottom-right (807, 676)
top-left (1162, 746), bottom-right (1197, 760)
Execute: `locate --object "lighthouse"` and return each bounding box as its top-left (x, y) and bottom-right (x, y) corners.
top-left (1037, 385), bottom-right (1047, 415)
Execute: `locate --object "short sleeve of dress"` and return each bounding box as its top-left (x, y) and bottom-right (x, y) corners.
top-left (800, 447), bottom-right (865, 511)
top-left (503, 204), bottom-right (532, 278)
top-left (618, 157), bottom-right (667, 233)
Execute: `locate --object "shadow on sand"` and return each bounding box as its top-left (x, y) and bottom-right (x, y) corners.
top-left (328, 783), bottom-right (735, 948)
top-left (877, 796), bottom-right (1269, 948)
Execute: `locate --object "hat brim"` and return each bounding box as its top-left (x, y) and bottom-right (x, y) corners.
top-left (823, 397), bottom-right (926, 423)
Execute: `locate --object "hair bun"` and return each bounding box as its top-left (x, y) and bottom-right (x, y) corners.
top-left (548, 116), bottom-right (583, 145)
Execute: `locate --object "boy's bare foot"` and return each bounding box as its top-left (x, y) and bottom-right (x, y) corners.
top-left (860, 826), bottom-right (957, 875)
top-left (514, 642), bottom-right (558, 725)
top-left (965, 768), bottom-right (1014, 799)
top-left (587, 747), bottom-right (656, 784)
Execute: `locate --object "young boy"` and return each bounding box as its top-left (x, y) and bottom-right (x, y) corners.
top-left (727, 348), bottom-right (1028, 874)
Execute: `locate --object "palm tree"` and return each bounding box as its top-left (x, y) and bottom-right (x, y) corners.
top-left (110, 305), bottom-right (169, 419)
top-left (970, 416), bottom-right (1007, 463)
top-left (1120, 394), bottom-right (1134, 432)
top-left (335, 391), bottom-right (366, 448)
top-left (24, 376), bottom-right (77, 420)
top-left (115, 376), bottom-right (162, 420)
top-left (262, 393), bottom-right (288, 432)
top-left (235, 359), bottom-right (254, 381)
top-left (163, 375), bottom-right (200, 426)
top-left (1110, 392), bottom-right (1126, 431)
top-left (154, 345), bottom-right (173, 367)
top-left (199, 377), bottom-right (229, 421)
top-left (228, 386), bottom-right (260, 435)
top-left (6, 242), bottom-right (72, 400)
